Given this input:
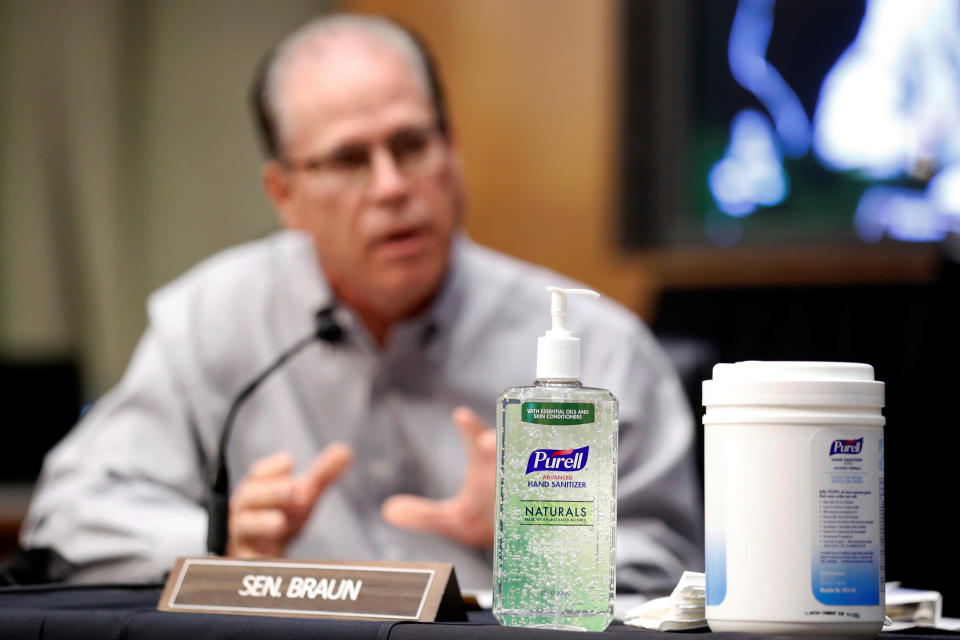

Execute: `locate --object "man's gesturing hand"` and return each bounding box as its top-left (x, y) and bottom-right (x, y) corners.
top-left (381, 407), bottom-right (496, 548)
top-left (227, 442), bottom-right (354, 558)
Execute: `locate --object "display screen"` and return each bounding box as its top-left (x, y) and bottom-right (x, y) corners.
top-left (622, 0), bottom-right (960, 247)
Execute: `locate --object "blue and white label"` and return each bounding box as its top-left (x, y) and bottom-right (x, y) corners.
top-left (525, 446), bottom-right (589, 474)
top-left (811, 430), bottom-right (883, 606)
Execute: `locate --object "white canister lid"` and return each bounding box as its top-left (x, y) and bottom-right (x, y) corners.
top-left (702, 361), bottom-right (885, 408)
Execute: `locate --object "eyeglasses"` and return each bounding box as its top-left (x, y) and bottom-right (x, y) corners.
top-left (281, 125), bottom-right (446, 191)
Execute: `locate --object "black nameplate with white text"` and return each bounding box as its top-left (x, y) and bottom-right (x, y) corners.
top-left (158, 557), bottom-right (465, 622)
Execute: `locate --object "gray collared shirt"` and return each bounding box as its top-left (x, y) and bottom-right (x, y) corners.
top-left (21, 231), bottom-right (703, 592)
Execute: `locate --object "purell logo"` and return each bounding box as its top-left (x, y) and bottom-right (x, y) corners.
top-left (830, 438), bottom-right (863, 456)
top-left (525, 446), bottom-right (589, 474)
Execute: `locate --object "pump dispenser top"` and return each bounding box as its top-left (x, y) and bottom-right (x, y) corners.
top-left (536, 286), bottom-right (599, 380)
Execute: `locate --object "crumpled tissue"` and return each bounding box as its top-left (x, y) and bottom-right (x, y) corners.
top-left (623, 571), bottom-right (708, 631)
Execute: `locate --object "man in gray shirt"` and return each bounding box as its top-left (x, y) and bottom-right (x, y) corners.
top-left (21, 14), bottom-right (701, 592)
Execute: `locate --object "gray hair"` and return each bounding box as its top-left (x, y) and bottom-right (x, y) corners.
top-left (251, 14), bottom-right (449, 159)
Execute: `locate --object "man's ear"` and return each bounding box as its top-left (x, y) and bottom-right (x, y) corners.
top-left (262, 160), bottom-right (298, 228)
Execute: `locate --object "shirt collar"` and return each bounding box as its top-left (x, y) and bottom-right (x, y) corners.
top-left (379, 232), bottom-right (465, 361)
top-left (304, 231), bottom-right (467, 361)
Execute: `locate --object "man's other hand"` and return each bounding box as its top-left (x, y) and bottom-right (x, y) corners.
top-left (381, 407), bottom-right (496, 548)
top-left (227, 443), bottom-right (354, 558)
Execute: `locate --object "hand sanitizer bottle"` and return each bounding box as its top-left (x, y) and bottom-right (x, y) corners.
top-left (493, 286), bottom-right (618, 632)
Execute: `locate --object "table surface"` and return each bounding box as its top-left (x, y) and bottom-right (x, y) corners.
top-left (1, 583), bottom-right (958, 639)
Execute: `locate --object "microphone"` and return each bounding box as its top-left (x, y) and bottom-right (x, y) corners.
top-left (205, 307), bottom-right (344, 556)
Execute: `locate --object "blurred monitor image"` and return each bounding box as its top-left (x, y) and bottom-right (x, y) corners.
top-left (623, 0), bottom-right (960, 248)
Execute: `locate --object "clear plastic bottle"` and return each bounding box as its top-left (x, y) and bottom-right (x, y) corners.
top-left (493, 288), bottom-right (618, 631)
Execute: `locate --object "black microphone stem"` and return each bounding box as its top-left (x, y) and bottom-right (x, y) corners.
top-left (206, 309), bottom-right (342, 556)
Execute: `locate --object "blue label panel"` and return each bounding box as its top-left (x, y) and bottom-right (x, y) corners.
top-left (706, 535), bottom-right (726, 606)
top-left (812, 555), bottom-right (880, 605)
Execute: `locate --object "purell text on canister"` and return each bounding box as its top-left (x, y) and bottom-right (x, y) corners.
top-left (703, 362), bottom-right (885, 636)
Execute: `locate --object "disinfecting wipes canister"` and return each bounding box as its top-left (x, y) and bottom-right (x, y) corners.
top-left (703, 362), bottom-right (885, 636)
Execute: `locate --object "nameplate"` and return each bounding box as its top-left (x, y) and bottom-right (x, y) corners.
top-left (158, 557), bottom-right (466, 622)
